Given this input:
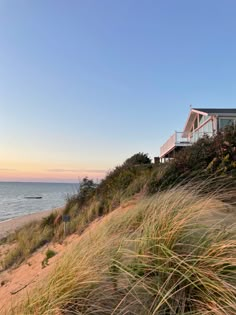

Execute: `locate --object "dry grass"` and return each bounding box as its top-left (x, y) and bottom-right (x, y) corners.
top-left (7, 184), bottom-right (236, 314)
top-left (1, 221), bottom-right (54, 270)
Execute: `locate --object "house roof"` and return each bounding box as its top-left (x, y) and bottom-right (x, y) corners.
top-left (193, 108), bottom-right (236, 114)
top-left (183, 108), bottom-right (236, 133)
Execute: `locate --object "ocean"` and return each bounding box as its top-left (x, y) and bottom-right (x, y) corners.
top-left (0, 182), bottom-right (77, 222)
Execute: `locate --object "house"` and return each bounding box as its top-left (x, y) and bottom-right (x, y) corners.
top-left (160, 108), bottom-right (236, 160)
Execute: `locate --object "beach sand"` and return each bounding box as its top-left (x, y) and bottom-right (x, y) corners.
top-left (0, 207), bottom-right (63, 239)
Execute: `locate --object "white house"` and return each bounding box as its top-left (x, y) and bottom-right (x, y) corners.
top-left (160, 108), bottom-right (236, 159)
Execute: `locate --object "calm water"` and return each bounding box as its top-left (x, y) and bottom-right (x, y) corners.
top-left (0, 182), bottom-right (77, 222)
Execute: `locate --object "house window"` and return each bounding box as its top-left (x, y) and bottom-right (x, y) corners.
top-left (202, 120), bottom-right (213, 134)
top-left (196, 120), bottom-right (213, 137)
top-left (219, 118), bottom-right (235, 129)
top-left (199, 114), bottom-right (208, 125)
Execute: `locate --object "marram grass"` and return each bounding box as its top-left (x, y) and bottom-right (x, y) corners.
top-left (8, 184), bottom-right (236, 314)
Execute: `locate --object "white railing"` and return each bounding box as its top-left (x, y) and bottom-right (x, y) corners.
top-left (160, 133), bottom-right (176, 158)
top-left (160, 131), bottom-right (213, 158)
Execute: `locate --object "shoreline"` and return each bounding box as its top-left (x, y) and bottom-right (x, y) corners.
top-left (0, 207), bottom-right (64, 239)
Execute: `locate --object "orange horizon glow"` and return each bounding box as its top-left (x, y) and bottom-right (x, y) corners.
top-left (0, 167), bottom-right (107, 183)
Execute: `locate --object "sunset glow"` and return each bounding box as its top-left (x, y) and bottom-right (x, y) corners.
top-left (1, 1), bottom-right (236, 182)
top-left (0, 161), bottom-right (107, 183)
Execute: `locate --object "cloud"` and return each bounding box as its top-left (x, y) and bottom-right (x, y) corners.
top-left (47, 169), bottom-right (107, 174)
top-left (0, 168), bottom-right (17, 172)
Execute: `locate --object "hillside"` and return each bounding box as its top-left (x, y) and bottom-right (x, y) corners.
top-left (1, 127), bottom-right (236, 314)
top-left (3, 184), bottom-right (236, 314)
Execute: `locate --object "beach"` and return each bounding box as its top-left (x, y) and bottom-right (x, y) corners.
top-left (0, 207), bottom-right (63, 239)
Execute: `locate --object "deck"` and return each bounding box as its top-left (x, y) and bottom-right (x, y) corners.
top-left (160, 132), bottom-right (192, 158)
top-left (160, 131), bottom-right (213, 158)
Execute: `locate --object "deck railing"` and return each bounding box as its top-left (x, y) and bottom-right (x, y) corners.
top-left (160, 131), bottom-right (213, 158)
top-left (160, 133), bottom-right (176, 158)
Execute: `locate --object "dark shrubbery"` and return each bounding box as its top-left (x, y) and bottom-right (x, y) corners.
top-left (74, 177), bottom-right (97, 208)
top-left (95, 154), bottom-right (152, 212)
top-left (65, 153), bottom-right (153, 217)
top-left (207, 126), bottom-right (236, 175)
top-left (123, 152), bottom-right (151, 167)
top-left (148, 126), bottom-right (236, 193)
top-left (40, 212), bottom-right (58, 228)
top-left (64, 177), bottom-right (97, 215)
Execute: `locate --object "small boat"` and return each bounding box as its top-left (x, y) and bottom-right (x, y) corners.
top-left (24, 196), bottom-right (43, 199)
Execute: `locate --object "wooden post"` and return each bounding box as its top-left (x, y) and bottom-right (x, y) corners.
top-left (64, 221), bottom-right (66, 236)
top-left (62, 215), bottom-right (70, 237)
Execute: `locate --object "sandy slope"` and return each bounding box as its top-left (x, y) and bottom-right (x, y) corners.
top-left (0, 234), bottom-right (78, 313)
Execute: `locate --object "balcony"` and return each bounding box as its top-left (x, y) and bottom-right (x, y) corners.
top-left (160, 131), bottom-right (213, 158)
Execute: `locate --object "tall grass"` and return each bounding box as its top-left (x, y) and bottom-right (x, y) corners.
top-left (9, 184), bottom-right (236, 314)
top-left (1, 221), bottom-right (54, 270)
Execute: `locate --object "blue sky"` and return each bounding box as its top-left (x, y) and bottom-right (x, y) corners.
top-left (0, 0), bottom-right (236, 182)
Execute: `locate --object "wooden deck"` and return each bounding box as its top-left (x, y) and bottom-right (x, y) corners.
top-left (160, 131), bottom-right (213, 158)
top-left (160, 132), bottom-right (191, 158)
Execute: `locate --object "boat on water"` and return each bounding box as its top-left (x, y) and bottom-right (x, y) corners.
top-left (24, 196), bottom-right (43, 199)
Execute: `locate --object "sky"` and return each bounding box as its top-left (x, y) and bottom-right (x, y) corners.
top-left (1, 0), bottom-right (236, 182)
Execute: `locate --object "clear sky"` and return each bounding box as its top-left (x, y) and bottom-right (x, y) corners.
top-left (1, 0), bottom-right (236, 182)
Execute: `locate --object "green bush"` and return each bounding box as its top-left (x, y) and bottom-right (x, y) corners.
top-left (41, 248), bottom-right (57, 268)
top-left (123, 152), bottom-right (151, 166)
top-left (40, 212), bottom-right (58, 228)
top-left (148, 126), bottom-right (236, 193)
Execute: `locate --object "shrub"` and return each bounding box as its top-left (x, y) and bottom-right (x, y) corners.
top-left (40, 212), bottom-right (58, 228)
top-left (64, 177), bottom-right (97, 214)
top-left (148, 127), bottom-right (236, 193)
top-left (123, 152), bottom-right (151, 166)
top-left (41, 249), bottom-right (56, 268)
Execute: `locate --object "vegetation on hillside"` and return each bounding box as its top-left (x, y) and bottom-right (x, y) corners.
top-left (0, 153), bottom-right (153, 270)
top-left (1, 128), bottom-right (236, 313)
top-left (1, 128), bottom-right (236, 283)
top-left (9, 184), bottom-right (236, 314)
top-left (148, 126), bottom-right (236, 192)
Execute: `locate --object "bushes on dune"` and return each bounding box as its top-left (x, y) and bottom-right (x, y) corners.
top-left (56, 153), bottom-right (154, 242)
top-left (65, 152), bottom-right (152, 218)
top-left (148, 126), bottom-right (236, 193)
top-left (64, 177), bottom-right (98, 215)
top-left (123, 152), bottom-right (152, 166)
top-left (207, 126), bottom-right (236, 175)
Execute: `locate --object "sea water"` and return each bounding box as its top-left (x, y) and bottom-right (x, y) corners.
top-left (0, 182), bottom-right (77, 222)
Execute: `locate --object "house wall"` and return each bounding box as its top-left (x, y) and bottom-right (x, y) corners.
top-left (160, 110), bottom-right (236, 159)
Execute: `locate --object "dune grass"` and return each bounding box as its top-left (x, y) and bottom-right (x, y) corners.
top-left (1, 220), bottom-right (55, 270)
top-left (8, 184), bottom-right (236, 314)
